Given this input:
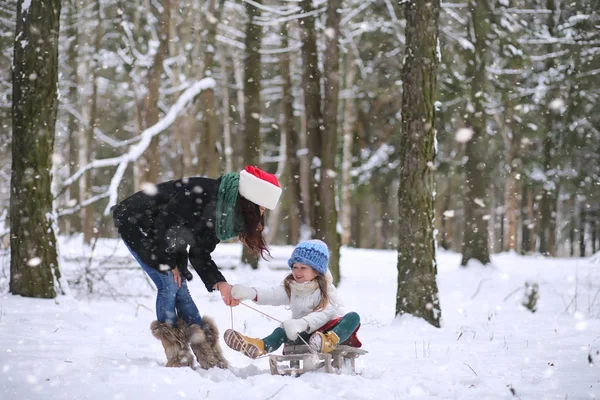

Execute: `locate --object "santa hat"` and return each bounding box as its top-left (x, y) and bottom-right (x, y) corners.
top-left (238, 166), bottom-right (282, 210)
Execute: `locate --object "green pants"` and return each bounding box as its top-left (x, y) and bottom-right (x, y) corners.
top-left (262, 312), bottom-right (360, 353)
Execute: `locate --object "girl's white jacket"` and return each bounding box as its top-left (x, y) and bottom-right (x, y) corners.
top-left (253, 272), bottom-right (345, 333)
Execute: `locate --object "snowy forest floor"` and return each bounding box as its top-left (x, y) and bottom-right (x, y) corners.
top-left (1, 237), bottom-right (599, 400)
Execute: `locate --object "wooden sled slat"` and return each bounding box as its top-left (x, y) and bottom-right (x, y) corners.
top-left (269, 353), bottom-right (333, 376)
top-left (269, 345), bottom-right (368, 376)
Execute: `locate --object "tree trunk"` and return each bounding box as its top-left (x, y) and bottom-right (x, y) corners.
top-left (395, 0), bottom-right (442, 327)
top-left (197, 0), bottom-right (223, 178)
top-left (241, 0), bottom-right (263, 269)
top-left (504, 172), bottom-right (520, 252)
top-left (137, 0), bottom-right (171, 187)
top-left (232, 50), bottom-right (246, 172)
top-left (220, 48), bottom-right (233, 174)
top-left (501, 111), bottom-right (522, 252)
top-left (319, 0), bottom-right (342, 285)
top-left (340, 56), bottom-right (357, 247)
top-left (579, 207), bottom-right (586, 257)
top-left (82, 0), bottom-right (103, 244)
top-left (298, 88), bottom-right (312, 237)
top-left (569, 199), bottom-right (575, 257)
top-left (539, 135), bottom-right (557, 256)
top-left (281, 22), bottom-right (302, 245)
top-left (490, 183), bottom-right (498, 252)
top-left (266, 136), bottom-right (286, 245)
top-left (10, 0), bottom-right (62, 298)
top-left (169, 4), bottom-right (189, 179)
top-left (521, 184), bottom-right (532, 255)
top-left (461, 0), bottom-right (491, 267)
top-left (592, 217), bottom-right (597, 255)
top-left (299, 0), bottom-right (323, 238)
top-left (539, 0), bottom-right (559, 257)
top-left (66, 0), bottom-right (81, 234)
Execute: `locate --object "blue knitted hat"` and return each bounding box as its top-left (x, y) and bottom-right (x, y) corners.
top-left (287, 240), bottom-right (329, 275)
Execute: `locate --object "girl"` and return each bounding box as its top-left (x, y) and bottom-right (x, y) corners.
top-left (225, 240), bottom-right (361, 359)
top-left (112, 166), bottom-right (282, 369)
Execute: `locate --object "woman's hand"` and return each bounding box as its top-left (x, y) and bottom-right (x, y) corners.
top-left (216, 282), bottom-right (240, 307)
top-left (172, 268), bottom-right (182, 288)
top-left (231, 284), bottom-right (257, 301)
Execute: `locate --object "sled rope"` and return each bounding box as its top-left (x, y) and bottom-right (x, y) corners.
top-left (230, 302), bottom-right (317, 353)
top-left (239, 301), bottom-right (282, 323)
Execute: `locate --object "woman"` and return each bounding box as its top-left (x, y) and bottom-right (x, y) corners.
top-left (112, 166), bottom-right (282, 369)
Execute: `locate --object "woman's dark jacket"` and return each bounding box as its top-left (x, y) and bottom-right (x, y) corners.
top-left (112, 177), bottom-right (225, 292)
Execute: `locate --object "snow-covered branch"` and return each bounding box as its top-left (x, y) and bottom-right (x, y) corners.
top-left (252, 6), bottom-right (327, 27)
top-left (241, 0), bottom-right (300, 17)
top-left (58, 78), bottom-right (216, 215)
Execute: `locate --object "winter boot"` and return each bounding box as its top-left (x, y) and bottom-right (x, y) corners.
top-left (184, 316), bottom-right (228, 369)
top-left (223, 329), bottom-right (266, 359)
top-left (308, 331), bottom-right (340, 353)
top-left (150, 321), bottom-right (194, 368)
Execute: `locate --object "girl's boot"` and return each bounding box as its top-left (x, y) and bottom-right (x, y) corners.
top-left (308, 331), bottom-right (340, 353)
top-left (150, 321), bottom-right (194, 367)
top-left (223, 329), bottom-right (266, 359)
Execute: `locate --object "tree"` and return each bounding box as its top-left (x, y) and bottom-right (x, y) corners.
top-left (10, 0), bottom-right (61, 298)
top-left (136, 0), bottom-right (171, 188)
top-left (319, 0), bottom-right (343, 285)
top-left (197, 0), bottom-right (223, 179)
top-left (395, 0), bottom-right (442, 327)
top-left (280, 22), bottom-right (303, 245)
top-left (461, 0), bottom-right (491, 266)
top-left (241, 0), bottom-right (263, 269)
top-left (299, 0), bottom-right (323, 238)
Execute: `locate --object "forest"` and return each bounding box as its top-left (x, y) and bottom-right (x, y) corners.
top-left (0, 0), bottom-right (599, 303)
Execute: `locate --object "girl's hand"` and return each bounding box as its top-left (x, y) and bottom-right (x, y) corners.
top-left (172, 268), bottom-right (182, 288)
top-left (282, 318), bottom-right (309, 341)
top-left (216, 282), bottom-right (240, 307)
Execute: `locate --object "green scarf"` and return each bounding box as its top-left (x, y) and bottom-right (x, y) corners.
top-left (216, 172), bottom-right (245, 241)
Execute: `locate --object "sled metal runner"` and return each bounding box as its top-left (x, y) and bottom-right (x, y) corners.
top-left (269, 345), bottom-right (367, 376)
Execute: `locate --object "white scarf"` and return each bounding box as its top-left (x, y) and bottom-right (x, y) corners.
top-left (288, 270), bottom-right (333, 296)
top-left (288, 279), bottom-right (319, 295)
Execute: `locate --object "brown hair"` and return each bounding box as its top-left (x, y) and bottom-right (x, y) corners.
top-left (237, 195), bottom-right (271, 260)
top-left (283, 272), bottom-right (330, 312)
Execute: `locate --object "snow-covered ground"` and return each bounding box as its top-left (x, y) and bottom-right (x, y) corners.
top-left (1, 237), bottom-right (599, 400)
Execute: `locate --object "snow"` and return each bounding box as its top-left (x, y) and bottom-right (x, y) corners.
top-left (455, 127), bottom-right (474, 143)
top-left (1, 238), bottom-right (599, 399)
top-left (21, 0), bottom-right (31, 14)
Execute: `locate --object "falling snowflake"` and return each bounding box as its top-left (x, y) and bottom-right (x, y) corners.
top-left (549, 98), bottom-right (565, 111)
top-left (141, 182), bottom-right (158, 196)
top-left (455, 128), bottom-right (474, 143)
top-left (27, 257), bottom-right (41, 267)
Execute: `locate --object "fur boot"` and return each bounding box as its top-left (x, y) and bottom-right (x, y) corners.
top-left (150, 320), bottom-right (194, 368)
top-left (184, 316), bottom-right (228, 369)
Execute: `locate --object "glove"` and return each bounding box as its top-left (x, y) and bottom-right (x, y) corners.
top-left (282, 318), bottom-right (309, 341)
top-left (176, 252), bottom-right (193, 281)
top-left (177, 265), bottom-right (193, 281)
top-left (231, 284), bottom-right (257, 301)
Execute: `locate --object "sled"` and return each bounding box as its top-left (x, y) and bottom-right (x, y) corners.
top-left (268, 344), bottom-right (368, 376)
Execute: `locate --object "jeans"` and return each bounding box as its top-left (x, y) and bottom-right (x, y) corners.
top-left (126, 245), bottom-right (203, 327)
